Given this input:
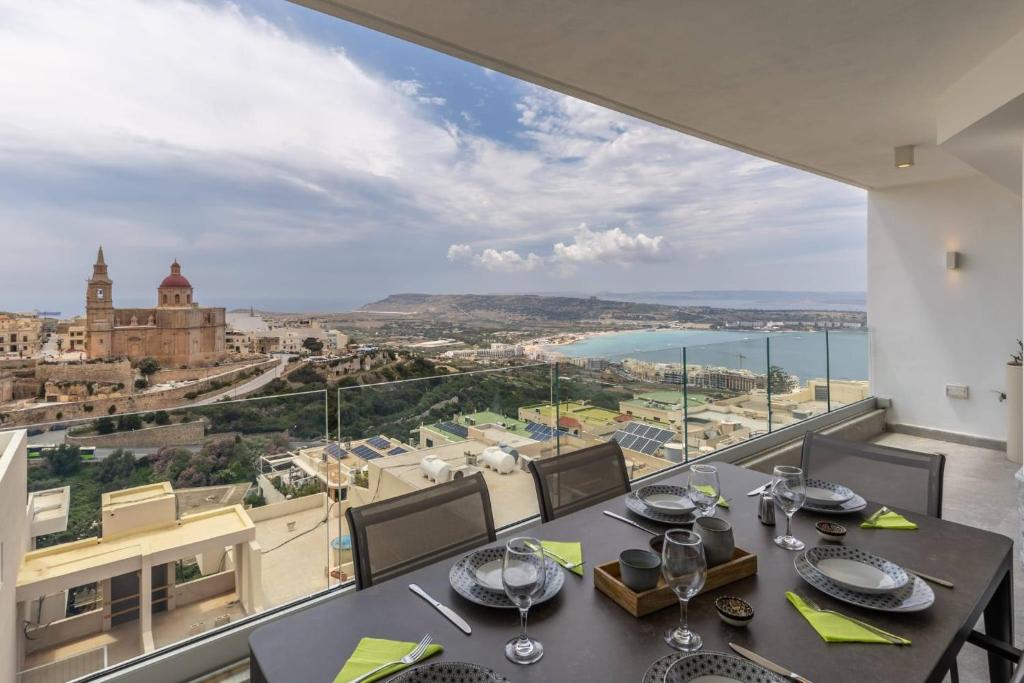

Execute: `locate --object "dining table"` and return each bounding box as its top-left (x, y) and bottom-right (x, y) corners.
top-left (248, 462), bottom-right (1015, 683)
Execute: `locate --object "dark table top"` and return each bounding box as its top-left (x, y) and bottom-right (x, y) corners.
top-left (249, 463), bottom-right (1013, 683)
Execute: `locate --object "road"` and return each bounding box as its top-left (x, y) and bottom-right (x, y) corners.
top-left (192, 355), bottom-right (290, 405)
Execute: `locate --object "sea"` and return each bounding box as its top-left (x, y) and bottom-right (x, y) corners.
top-left (549, 329), bottom-right (868, 383)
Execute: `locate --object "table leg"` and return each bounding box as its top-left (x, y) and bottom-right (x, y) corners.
top-left (984, 568), bottom-right (1014, 683)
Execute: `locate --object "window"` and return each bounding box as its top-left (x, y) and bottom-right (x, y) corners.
top-left (187, 294), bottom-right (191, 304)
top-left (174, 294), bottom-right (180, 304)
top-left (163, 294), bottom-right (167, 304)
top-left (97, 288), bottom-right (104, 300)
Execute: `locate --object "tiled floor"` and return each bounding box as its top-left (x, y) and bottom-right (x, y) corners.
top-left (873, 432), bottom-right (1022, 682)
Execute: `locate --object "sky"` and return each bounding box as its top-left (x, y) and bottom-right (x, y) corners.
top-left (0, 0), bottom-right (866, 315)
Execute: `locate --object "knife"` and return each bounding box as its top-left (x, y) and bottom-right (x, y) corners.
top-left (729, 643), bottom-right (813, 683)
top-left (409, 584), bottom-right (472, 635)
top-left (746, 482), bottom-right (771, 496)
top-left (602, 510), bottom-right (658, 535)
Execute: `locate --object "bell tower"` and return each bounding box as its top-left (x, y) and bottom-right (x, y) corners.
top-left (85, 246), bottom-right (113, 358)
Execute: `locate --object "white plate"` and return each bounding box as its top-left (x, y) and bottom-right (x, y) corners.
top-left (801, 492), bottom-right (867, 515)
top-left (795, 552), bottom-right (934, 612)
top-left (472, 559), bottom-right (504, 591)
top-left (637, 485), bottom-right (696, 513)
top-left (804, 545), bottom-right (909, 594)
top-left (802, 479), bottom-right (855, 506)
top-left (449, 547), bottom-right (564, 609)
top-left (663, 652), bottom-right (786, 683)
top-left (625, 492), bottom-right (697, 525)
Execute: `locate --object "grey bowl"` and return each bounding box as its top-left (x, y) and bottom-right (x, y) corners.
top-left (619, 548), bottom-right (662, 592)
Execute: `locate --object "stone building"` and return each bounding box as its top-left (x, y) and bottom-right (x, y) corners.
top-left (0, 315), bottom-right (43, 356)
top-left (85, 247), bottom-right (226, 366)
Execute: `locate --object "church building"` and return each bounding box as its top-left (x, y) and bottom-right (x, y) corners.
top-left (85, 247), bottom-right (227, 366)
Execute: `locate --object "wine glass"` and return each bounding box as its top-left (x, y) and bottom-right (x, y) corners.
top-left (688, 464), bottom-right (720, 518)
top-left (772, 465), bottom-right (806, 551)
top-left (661, 529), bottom-right (707, 651)
top-left (502, 537), bottom-right (547, 664)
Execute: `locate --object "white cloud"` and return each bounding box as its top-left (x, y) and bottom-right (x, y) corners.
top-left (552, 225), bottom-right (671, 266)
top-left (0, 0), bottom-right (865, 307)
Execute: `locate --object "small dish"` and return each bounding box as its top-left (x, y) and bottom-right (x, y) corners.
top-left (816, 521), bottom-right (847, 542)
top-left (714, 595), bottom-right (754, 627)
top-left (619, 548), bottom-right (662, 592)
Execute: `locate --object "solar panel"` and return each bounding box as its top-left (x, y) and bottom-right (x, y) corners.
top-left (353, 444), bottom-right (380, 460)
top-left (641, 439), bottom-right (661, 455)
top-left (620, 434), bottom-right (638, 450)
top-left (437, 422), bottom-right (469, 438)
top-left (612, 431), bottom-right (626, 443)
top-left (656, 429), bottom-right (674, 443)
top-left (623, 422), bottom-right (641, 435)
top-left (324, 443), bottom-right (346, 459)
top-left (388, 446), bottom-right (408, 456)
top-left (368, 436), bottom-right (391, 449)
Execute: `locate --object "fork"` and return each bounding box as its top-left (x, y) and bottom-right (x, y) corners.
top-left (864, 506), bottom-right (891, 525)
top-left (543, 547), bottom-right (584, 570)
top-left (798, 592), bottom-right (909, 645)
top-left (349, 634), bottom-right (432, 683)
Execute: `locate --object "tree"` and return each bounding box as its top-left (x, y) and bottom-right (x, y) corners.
top-left (302, 337), bottom-right (324, 354)
top-left (46, 444), bottom-right (82, 478)
top-left (96, 449), bottom-right (136, 488)
top-left (117, 413), bottom-right (143, 431)
top-left (768, 365), bottom-right (796, 395)
top-left (153, 410), bottom-right (171, 426)
top-left (95, 416), bottom-right (115, 435)
top-left (134, 378), bottom-right (149, 390)
top-left (137, 357), bottom-right (160, 376)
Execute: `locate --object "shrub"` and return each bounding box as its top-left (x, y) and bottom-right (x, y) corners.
top-left (134, 378), bottom-right (148, 390)
top-left (153, 410), bottom-right (171, 426)
top-left (107, 405), bottom-right (117, 415)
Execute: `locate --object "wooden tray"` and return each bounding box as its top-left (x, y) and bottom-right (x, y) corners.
top-left (594, 547), bottom-right (757, 617)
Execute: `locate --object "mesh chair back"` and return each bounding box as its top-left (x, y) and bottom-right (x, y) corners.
top-left (345, 471), bottom-right (496, 589)
top-left (529, 441), bottom-right (631, 522)
top-left (800, 432), bottom-right (945, 518)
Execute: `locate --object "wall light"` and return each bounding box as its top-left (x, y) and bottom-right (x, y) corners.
top-left (946, 251), bottom-right (961, 270)
top-left (894, 145), bottom-right (915, 168)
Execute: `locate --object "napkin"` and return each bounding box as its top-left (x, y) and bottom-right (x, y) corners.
top-left (541, 540), bottom-right (584, 576)
top-left (786, 592), bottom-right (911, 645)
top-left (334, 637), bottom-right (443, 683)
top-left (692, 484), bottom-right (730, 508)
top-left (861, 510), bottom-right (918, 530)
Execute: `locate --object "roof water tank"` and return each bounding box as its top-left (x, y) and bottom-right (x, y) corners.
top-left (420, 455), bottom-right (451, 482)
top-left (480, 446), bottom-right (516, 474)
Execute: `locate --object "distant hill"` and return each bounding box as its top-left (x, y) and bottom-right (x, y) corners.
top-left (361, 293), bottom-right (865, 324)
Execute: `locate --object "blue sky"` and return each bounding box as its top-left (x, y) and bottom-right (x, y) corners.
top-left (0, 0), bottom-right (866, 315)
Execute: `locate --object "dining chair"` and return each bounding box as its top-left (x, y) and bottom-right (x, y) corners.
top-left (345, 471), bottom-right (496, 589)
top-left (529, 440), bottom-right (631, 523)
top-left (800, 432), bottom-right (945, 518)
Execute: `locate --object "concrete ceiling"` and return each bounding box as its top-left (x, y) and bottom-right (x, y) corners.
top-left (294, 0), bottom-right (1024, 190)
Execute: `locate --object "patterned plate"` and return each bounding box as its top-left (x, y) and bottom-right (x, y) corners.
top-left (795, 551), bottom-right (935, 612)
top-left (449, 547), bottom-right (564, 609)
top-left (636, 484), bottom-right (697, 514)
top-left (804, 545), bottom-right (909, 594)
top-left (663, 652), bottom-right (787, 683)
top-left (801, 492), bottom-right (867, 514)
top-left (386, 662), bottom-right (510, 682)
top-left (643, 653), bottom-right (687, 683)
top-left (625, 491), bottom-right (697, 525)
top-left (802, 478), bottom-right (855, 506)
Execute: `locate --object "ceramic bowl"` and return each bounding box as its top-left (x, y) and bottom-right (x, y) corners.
top-left (815, 520), bottom-right (848, 542)
top-left (619, 549), bottom-right (662, 592)
top-left (714, 595), bottom-right (754, 627)
top-left (649, 534), bottom-right (665, 555)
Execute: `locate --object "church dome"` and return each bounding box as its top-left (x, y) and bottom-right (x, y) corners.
top-left (159, 260), bottom-right (192, 288)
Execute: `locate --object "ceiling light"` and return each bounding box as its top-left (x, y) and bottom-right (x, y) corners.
top-left (894, 145), bottom-right (915, 169)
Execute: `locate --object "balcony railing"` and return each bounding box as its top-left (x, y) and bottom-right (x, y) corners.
top-left (6, 329), bottom-right (868, 682)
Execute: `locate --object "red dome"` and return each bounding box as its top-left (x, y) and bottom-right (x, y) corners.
top-left (160, 273), bottom-right (192, 288)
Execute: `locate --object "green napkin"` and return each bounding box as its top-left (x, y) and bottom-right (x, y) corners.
top-left (692, 484), bottom-right (730, 508)
top-left (334, 637), bottom-right (443, 683)
top-left (861, 510), bottom-right (918, 530)
top-left (541, 540), bottom-right (584, 576)
top-left (786, 592), bottom-right (910, 645)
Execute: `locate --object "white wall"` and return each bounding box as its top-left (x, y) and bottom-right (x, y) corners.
top-left (868, 174), bottom-right (1023, 442)
top-left (0, 429), bottom-right (29, 680)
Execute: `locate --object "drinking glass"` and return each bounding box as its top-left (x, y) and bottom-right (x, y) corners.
top-left (688, 464), bottom-right (720, 518)
top-left (502, 537), bottom-right (547, 664)
top-left (772, 465), bottom-right (806, 550)
top-left (661, 529), bottom-right (707, 651)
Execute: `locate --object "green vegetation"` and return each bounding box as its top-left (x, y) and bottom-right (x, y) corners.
top-left (136, 357), bottom-right (160, 377)
top-left (768, 365), bottom-right (796, 395)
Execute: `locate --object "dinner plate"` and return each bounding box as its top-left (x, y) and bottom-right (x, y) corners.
top-left (472, 559), bottom-right (504, 591)
top-left (662, 652), bottom-right (786, 683)
top-left (625, 491), bottom-right (697, 525)
top-left (794, 551), bottom-right (934, 612)
top-left (636, 484), bottom-right (697, 513)
top-left (802, 478), bottom-right (855, 506)
top-left (800, 492), bottom-right (867, 515)
top-left (449, 547), bottom-right (563, 608)
top-left (803, 546), bottom-right (909, 594)
top-left (387, 662), bottom-right (511, 682)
